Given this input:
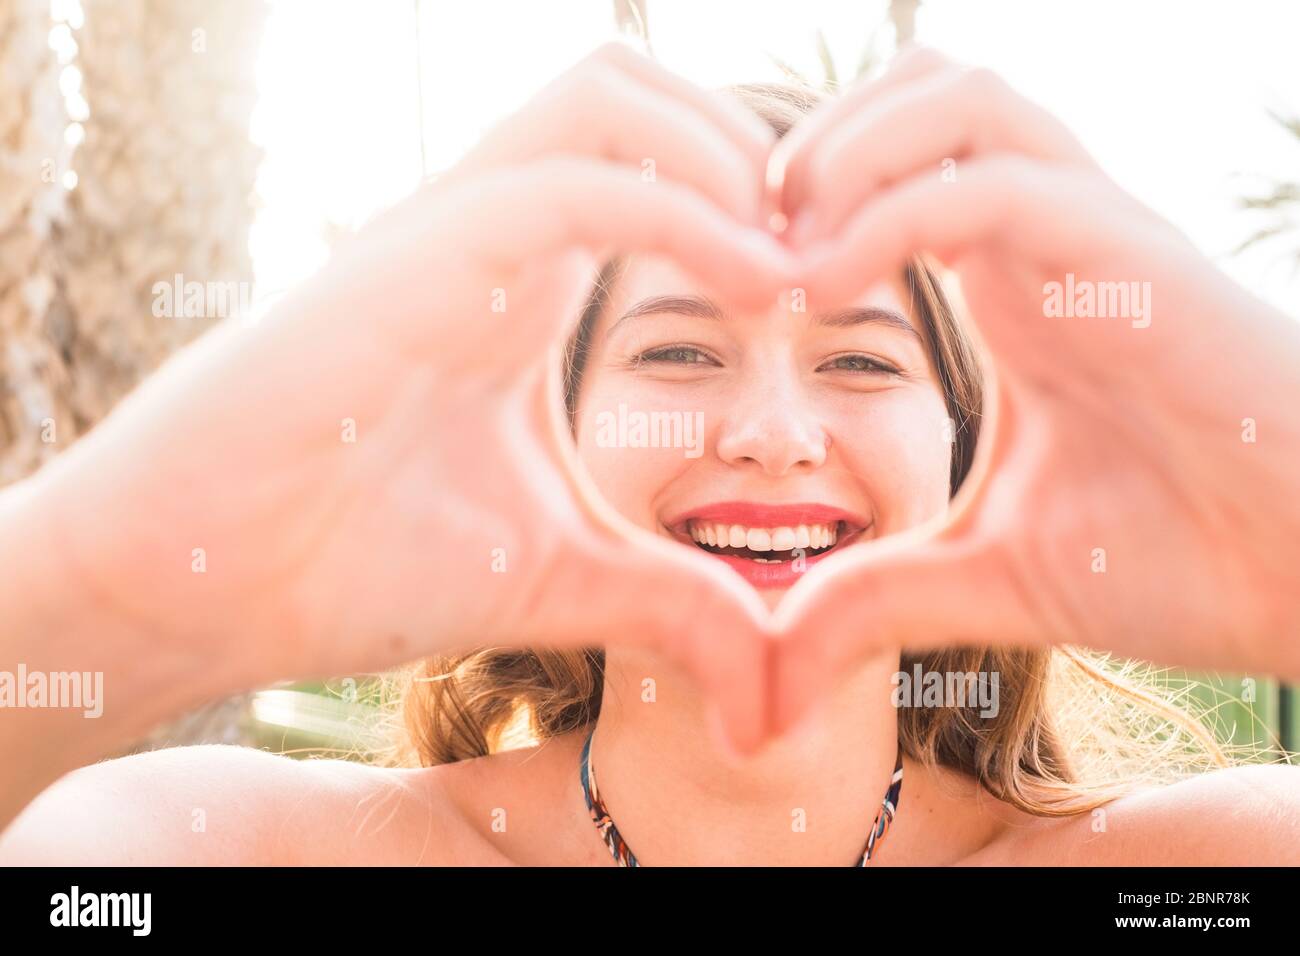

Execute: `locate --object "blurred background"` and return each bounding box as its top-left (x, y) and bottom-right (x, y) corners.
top-left (1, 0), bottom-right (1296, 761)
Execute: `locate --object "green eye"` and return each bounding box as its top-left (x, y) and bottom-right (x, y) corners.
top-left (638, 346), bottom-right (715, 365)
top-left (821, 354), bottom-right (900, 374)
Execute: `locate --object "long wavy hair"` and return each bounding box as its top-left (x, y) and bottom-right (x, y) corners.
top-left (373, 81), bottom-right (1244, 816)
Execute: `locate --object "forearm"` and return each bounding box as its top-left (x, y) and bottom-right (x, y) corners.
top-left (1214, 282), bottom-right (1300, 680)
top-left (0, 471), bottom-right (250, 834)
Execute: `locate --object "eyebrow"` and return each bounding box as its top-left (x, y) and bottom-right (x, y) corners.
top-left (609, 294), bottom-right (922, 340)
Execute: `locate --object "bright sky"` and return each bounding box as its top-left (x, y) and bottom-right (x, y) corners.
top-left (248, 0), bottom-right (1300, 317)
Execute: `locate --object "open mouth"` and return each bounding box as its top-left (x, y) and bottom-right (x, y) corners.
top-left (663, 502), bottom-right (870, 587)
top-left (685, 519), bottom-right (847, 563)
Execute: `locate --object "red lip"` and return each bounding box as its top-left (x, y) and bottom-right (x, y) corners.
top-left (663, 501), bottom-right (869, 532)
top-left (702, 545), bottom-right (863, 588)
top-left (662, 500), bottom-right (872, 590)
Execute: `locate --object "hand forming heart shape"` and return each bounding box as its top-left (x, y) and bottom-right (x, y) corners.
top-left (762, 47), bottom-right (1300, 743)
top-left (36, 42), bottom-right (1300, 761)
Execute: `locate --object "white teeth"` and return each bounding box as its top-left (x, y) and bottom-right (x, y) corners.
top-left (809, 525), bottom-right (837, 548)
top-left (687, 519), bottom-right (841, 552)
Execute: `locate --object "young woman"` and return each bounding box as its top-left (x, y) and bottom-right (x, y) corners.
top-left (1, 43), bottom-right (1297, 866)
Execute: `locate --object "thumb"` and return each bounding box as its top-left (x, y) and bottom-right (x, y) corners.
top-left (547, 402), bottom-right (776, 753)
top-left (602, 527), bottom-right (777, 757)
top-left (768, 528), bottom-right (1020, 738)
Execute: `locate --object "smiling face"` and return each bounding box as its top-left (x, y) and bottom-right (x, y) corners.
top-left (571, 253), bottom-right (954, 607)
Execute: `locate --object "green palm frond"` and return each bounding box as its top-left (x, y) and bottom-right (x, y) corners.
top-left (1233, 109), bottom-right (1300, 268)
top-left (1266, 108), bottom-right (1300, 141)
top-left (854, 27), bottom-right (887, 81)
top-left (765, 51), bottom-right (813, 88)
top-left (766, 19), bottom-right (890, 96)
top-left (814, 28), bottom-right (838, 90)
top-left (1238, 182), bottom-right (1300, 212)
top-left (1231, 220), bottom-right (1296, 256)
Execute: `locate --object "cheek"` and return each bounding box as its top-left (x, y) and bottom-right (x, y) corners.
top-left (573, 375), bottom-right (701, 525)
top-left (828, 389), bottom-right (952, 531)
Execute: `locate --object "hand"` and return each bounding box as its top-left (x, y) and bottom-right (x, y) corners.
top-left (30, 43), bottom-right (795, 753)
top-left (766, 47), bottom-right (1300, 734)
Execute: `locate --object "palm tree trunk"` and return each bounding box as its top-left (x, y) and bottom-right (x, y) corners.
top-left (1, 0), bottom-right (268, 749)
top-left (52, 0), bottom-right (267, 451)
top-left (889, 0), bottom-right (920, 47)
top-left (0, 0), bottom-right (77, 485)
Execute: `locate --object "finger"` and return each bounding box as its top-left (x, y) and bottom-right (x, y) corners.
top-left (767, 44), bottom-right (957, 223)
top-left (448, 156), bottom-right (799, 313)
top-left (768, 529), bottom-right (1026, 739)
top-left (543, 428), bottom-right (776, 755)
top-left (590, 41), bottom-right (777, 183)
top-left (792, 66), bottom-right (1096, 243)
top-left (624, 537), bottom-right (774, 757)
top-left (455, 42), bottom-right (770, 225)
top-left (794, 154), bottom-right (1069, 308)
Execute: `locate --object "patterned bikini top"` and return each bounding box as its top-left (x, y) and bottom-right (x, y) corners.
top-left (578, 725), bottom-right (903, 866)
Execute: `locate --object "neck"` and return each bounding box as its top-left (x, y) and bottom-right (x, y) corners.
top-left (588, 644), bottom-right (905, 866)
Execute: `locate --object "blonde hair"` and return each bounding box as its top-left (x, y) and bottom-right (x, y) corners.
top-left (369, 80), bottom-right (1263, 817)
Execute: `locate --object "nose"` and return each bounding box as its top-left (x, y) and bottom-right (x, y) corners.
top-left (715, 375), bottom-right (829, 477)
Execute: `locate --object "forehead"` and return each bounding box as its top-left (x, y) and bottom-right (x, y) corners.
top-left (598, 253), bottom-right (918, 336)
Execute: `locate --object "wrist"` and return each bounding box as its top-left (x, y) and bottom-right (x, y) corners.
top-left (1222, 290), bottom-right (1300, 680)
top-left (0, 470), bottom-right (252, 811)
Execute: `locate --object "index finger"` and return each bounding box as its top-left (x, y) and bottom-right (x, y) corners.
top-left (767, 45), bottom-right (959, 226)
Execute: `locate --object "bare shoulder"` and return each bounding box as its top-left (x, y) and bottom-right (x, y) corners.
top-left (283, 731), bottom-right (595, 866)
top-left (969, 763), bottom-right (1300, 866)
top-left (0, 743), bottom-right (476, 866)
top-left (2, 744), bottom-right (306, 864)
top-left (278, 748), bottom-right (506, 866)
top-left (425, 730), bottom-right (605, 866)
